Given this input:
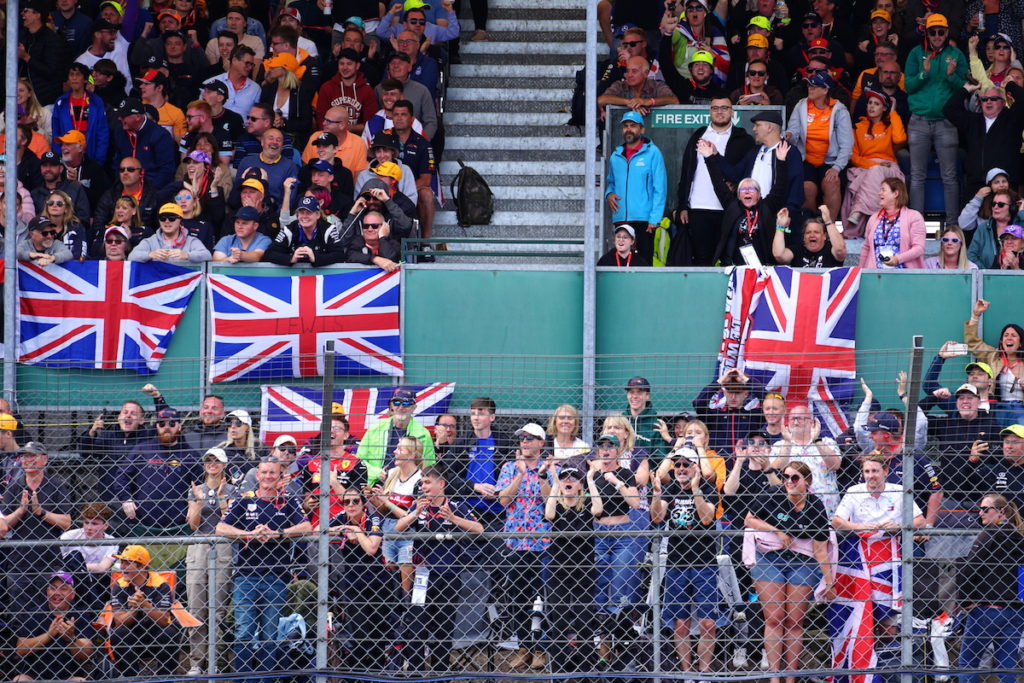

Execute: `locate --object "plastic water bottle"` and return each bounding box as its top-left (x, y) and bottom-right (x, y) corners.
top-left (775, 0), bottom-right (790, 25)
top-left (530, 596), bottom-right (544, 633)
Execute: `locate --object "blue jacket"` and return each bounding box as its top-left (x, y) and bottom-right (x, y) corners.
top-left (50, 91), bottom-right (110, 163)
top-left (605, 137), bottom-right (668, 225)
top-left (111, 118), bottom-right (177, 189)
top-left (116, 438), bottom-right (201, 528)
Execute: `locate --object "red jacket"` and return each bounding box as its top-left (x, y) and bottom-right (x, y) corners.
top-left (315, 72), bottom-right (377, 129)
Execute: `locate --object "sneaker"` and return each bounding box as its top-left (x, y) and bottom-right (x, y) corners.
top-left (185, 666), bottom-right (203, 676)
top-left (760, 648), bottom-right (770, 670)
top-left (732, 645), bottom-right (749, 669)
top-left (471, 29), bottom-right (487, 40)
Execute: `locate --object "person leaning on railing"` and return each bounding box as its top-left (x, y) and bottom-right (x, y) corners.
top-left (955, 493), bottom-right (1024, 683)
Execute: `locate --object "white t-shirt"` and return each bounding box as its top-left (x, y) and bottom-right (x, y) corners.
top-left (750, 143), bottom-right (778, 197)
top-left (553, 437), bottom-right (590, 461)
top-left (689, 126), bottom-right (733, 211)
top-left (998, 367), bottom-right (1023, 403)
top-left (772, 437), bottom-right (841, 516)
top-left (76, 33), bottom-right (132, 94)
top-left (59, 528), bottom-right (119, 569)
top-left (385, 467), bottom-right (423, 511)
top-left (833, 482), bottom-right (922, 528)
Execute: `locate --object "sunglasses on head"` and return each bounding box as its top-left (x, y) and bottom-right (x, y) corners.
top-left (620, 40), bottom-right (643, 47)
top-left (941, 236), bottom-right (961, 244)
top-left (407, 17), bottom-right (425, 24)
top-left (927, 28), bottom-right (947, 35)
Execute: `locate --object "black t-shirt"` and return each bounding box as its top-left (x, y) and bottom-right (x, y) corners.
top-left (110, 574), bottom-right (174, 636)
top-left (327, 510), bottom-right (387, 582)
top-left (789, 240), bottom-right (843, 268)
top-left (410, 498), bottom-right (478, 573)
top-left (15, 606), bottom-right (96, 680)
top-left (2, 474), bottom-right (73, 571)
top-left (592, 468), bottom-right (637, 518)
top-left (724, 466), bottom-right (780, 523)
top-left (596, 250), bottom-right (652, 267)
top-left (549, 503), bottom-right (595, 570)
top-left (663, 477), bottom-right (720, 568)
top-left (751, 492), bottom-right (830, 542)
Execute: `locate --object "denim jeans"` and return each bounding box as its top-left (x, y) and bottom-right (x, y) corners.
top-left (959, 605), bottom-right (1024, 683)
top-left (232, 573), bottom-right (287, 673)
top-left (907, 115), bottom-right (959, 223)
top-left (593, 515), bottom-right (647, 614)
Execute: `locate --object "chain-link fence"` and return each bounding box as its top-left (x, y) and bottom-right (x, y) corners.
top-left (1, 342), bottom-right (1023, 682)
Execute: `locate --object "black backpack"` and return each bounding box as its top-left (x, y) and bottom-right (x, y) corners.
top-left (450, 159), bottom-right (494, 227)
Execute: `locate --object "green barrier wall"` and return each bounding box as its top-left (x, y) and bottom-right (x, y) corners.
top-left (10, 266), bottom-right (1023, 417)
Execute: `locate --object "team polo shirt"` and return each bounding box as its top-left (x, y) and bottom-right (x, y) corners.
top-left (833, 482), bottom-right (922, 528)
top-left (222, 492), bottom-right (306, 579)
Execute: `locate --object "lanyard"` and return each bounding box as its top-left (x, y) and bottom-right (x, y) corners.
top-left (743, 208), bottom-right (759, 238)
top-left (615, 252), bottom-right (633, 267)
top-left (1001, 351), bottom-right (1021, 371)
top-left (877, 209), bottom-right (897, 242)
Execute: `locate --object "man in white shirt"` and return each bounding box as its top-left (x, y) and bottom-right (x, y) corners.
top-left (76, 18), bottom-right (131, 93)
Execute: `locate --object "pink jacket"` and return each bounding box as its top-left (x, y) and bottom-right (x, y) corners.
top-left (858, 206), bottom-right (927, 269)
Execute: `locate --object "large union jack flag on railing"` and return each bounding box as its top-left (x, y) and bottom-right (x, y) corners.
top-left (208, 268), bottom-right (403, 383)
top-left (717, 266), bottom-right (861, 436)
top-left (260, 382), bottom-right (455, 443)
top-left (17, 260), bottom-right (202, 374)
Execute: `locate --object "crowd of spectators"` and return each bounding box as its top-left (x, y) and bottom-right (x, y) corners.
top-left (6, 0), bottom-right (458, 268)
top-left (597, 0), bottom-right (1024, 270)
top-left (0, 296), bottom-right (1020, 678)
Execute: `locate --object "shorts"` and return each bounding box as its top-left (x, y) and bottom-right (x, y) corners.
top-left (381, 518), bottom-right (413, 565)
top-left (803, 161), bottom-right (830, 185)
top-left (661, 566), bottom-right (719, 622)
top-left (749, 549), bottom-right (822, 587)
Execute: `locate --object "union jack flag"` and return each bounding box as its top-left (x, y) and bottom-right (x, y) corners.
top-left (827, 533), bottom-right (903, 683)
top-left (259, 382), bottom-right (456, 444)
top-left (208, 269), bottom-right (402, 383)
top-left (17, 261), bottom-right (201, 374)
top-left (717, 266), bottom-right (861, 436)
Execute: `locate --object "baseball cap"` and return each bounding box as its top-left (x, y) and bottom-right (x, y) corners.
top-left (389, 52), bottom-right (412, 63)
top-left (802, 11), bottom-right (821, 22)
top-left (187, 149), bottom-right (212, 165)
top-left (204, 447), bottom-right (228, 463)
top-left (227, 409), bottom-right (252, 426)
top-left (954, 383), bottom-right (979, 397)
top-left (263, 52), bottom-right (301, 74)
top-left (403, 0), bottom-right (431, 11)
top-left (161, 29), bottom-right (186, 42)
top-left (596, 433), bottom-right (621, 447)
top-left (370, 132), bottom-right (399, 151)
top-left (235, 206), bottom-right (260, 221)
top-left (156, 406), bottom-right (181, 421)
top-left (515, 422), bottom-right (546, 440)
top-left (689, 50), bottom-right (714, 65)
top-left (747, 34), bottom-right (769, 48)
top-left (331, 402), bottom-right (346, 414)
top-left (863, 413), bottom-right (901, 433)
top-left (310, 159), bottom-right (335, 175)
top-left (279, 5), bottom-right (301, 19)
top-left (273, 434), bottom-right (298, 447)
top-left (98, 0), bottom-right (124, 15)
top-left (20, 0), bottom-right (46, 13)
top-left (671, 446), bottom-right (699, 463)
top-left (56, 130), bottom-right (86, 148)
top-left (343, 15), bottom-right (365, 28)
top-left (39, 151), bottom-right (61, 165)
top-left (113, 545), bottom-right (151, 566)
top-left (117, 98), bottom-right (146, 117)
top-left (745, 429), bottom-right (771, 441)
top-left (296, 196), bottom-right (321, 212)
top-left (621, 110), bottom-right (644, 125)
top-left (27, 216), bottom-right (55, 232)
top-left (20, 441), bottom-right (47, 455)
top-left (136, 69), bottom-right (166, 84)
top-left (202, 79), bottom-right (229, 99)
top-left (373, 161), bottom-right (402, 180)
top-left (391, 387), bottom-right (417, 402)
top-left (808, 37), bottom-right (829, 51)
top-left (0, 414), bottom-right (16, 431)
top-left (557, 466), bottom-right (583, 481)
top-left (158, 202), bottom-right (184, 219)
top-left (104, 225), bottom-right (131, 241)
top-left (241, 178), bottom-right (266, 193)
top-left (986, 168), bottom-right (1009, 184)
top-left (864, 88), bottom-right (891, 108)
top-left (1000, 225), bottom-right (1024, 239)
top-left (748, 15), bottom-right (771, 30)
top-left (50, 572), bottom-right (75, 586)
top-left (1002, 424), bottom-right (1024, 439)
top-left (925, 13), bottom-right (948, 28)
top-left (614, 224), bottom-right (636, 239)
top-left (966, 361), bottom-right (994, 378)
top-left (806, 71), bottom-right (834, 89)
top-left (156, 8), bottom-right (181, 21)
top-left (91, 17), bottom-right (119, 31)
top-left (312, 131), bottom-right (339, 147)
top-left (626, 375), bottom-right (651, 390)
top-left (870, 8), bottom-right (891, 21)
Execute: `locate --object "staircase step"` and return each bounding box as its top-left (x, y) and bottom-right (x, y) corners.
top-left (452, 62), bottom-right (574, 78)
top-left (432, 222), bottom-right (584, 240)
top-left (444, 111), bottom-right (572, 126)
top-left (482, 19), bottom-right (586, 31)
top-left (445, 174), bottom-right (585, 187)
top-left (477, 8), bottom-right (584, 21)
top-left (446, 99), bottom-right (570, 114)
top-left (489, 0), bottom-right (585, 9)
top-left (485, 186), bottom-right (587, 200)
top-left (460, 41), bottom-right (586, 54)
top-left (436, 210), bottom-right (583, 226)
top-left (452, 76), bottom-right (573, 89)
top-left (445, 136), bottom-right (584, 150)
top-left (446, 124), bottom-right (581, 138)
top-left (447, 87), bottom-right (572, 102)
top-left (447, 149), bottom-right (583, 162)
top-left (460, 53), bottom-right (583, 66)
top-left (440, 160), bottom-right (582, 176)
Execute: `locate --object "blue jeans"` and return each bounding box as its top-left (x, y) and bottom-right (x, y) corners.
top-left (959, 605), bottom-right (1024, 683)
top-left (232, 573), bottom-right (288, 673)
top-left (996, 400), bottom-right (1024, 429)
top-left (593, 515), bottom-right (647, 614)
top-left (907, 115), bottom-right (959, 223)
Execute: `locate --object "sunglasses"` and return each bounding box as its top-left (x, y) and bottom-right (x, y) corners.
top-left (46, 199), bottom-right (66, 207)
top-left (343, 498), bottom-right (363, 505)
top-left (175, 194), bottom-right (194, 201)
top-left (996, 44), bottom-right (1011, 50)
top-left (362, 223), bottom-right (382, 229)
top-left (158, 214), bottom-right (179, 221)
top-left (105, 237), bottom-right (126, 244)
top-left (747, 69), bottom-right (767, 76)
top-left (247, 115), bottom-right (267, 121)
top-left (39, 229), bottom-right (58, 237)
top-left (119, 166), bottom-right (140, 172)
top-left (684, 3), bottom-right (705, 10)
top-left (227, 418), bottom-right (247, 427)
top-left (927, 28), bottom-right (947, 35)
top-left (738, 186), bottom-right (758, 193)
top-left (940, 236), bottom-right (961, 244)
top-left (276, 444), bottom-right (297, 454)
top-left (802, 21), bottom-right (820, 28)
top-left (784, 473), bottom-right (803, 482)
top-left (673, 461), bottom-right (694, 468)
top-left (407, 17), bottom-right (426, 24)
top-left (156, 420), bottom-right (179, 428)
top-left (992, 201), bottom-right (1009, 208)
top-left (620, 40), bottom-right (643, 47)
top-left (980, 505), bottom-right (999, 513)
top-left (806, 67), bottom-right (826, 74)
top-left (979, 95), bottom-right (1004, 103)
top-left (391, 399), bottom-right (415, 407)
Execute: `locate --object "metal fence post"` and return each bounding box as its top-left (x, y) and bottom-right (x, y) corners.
top-left (649, 534), bottom-right (663, 683)
top-left (316, 341), bottom-right (336, 683)
top-left (3, 0), bottom-right (20, 406)
top-left (206, 541), bottom-right (219, 676)
top-left (581, 0), bottom-right (598, 441)
top-left (900, 335), bottom-right (925, 683)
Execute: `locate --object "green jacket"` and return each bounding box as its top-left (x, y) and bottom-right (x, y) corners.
top-left (356, 416), bottom-right (435, 484)
top-left (905, 43), bottom-right (967, 120)
top-left (627, 403), bottom-right (667, 461)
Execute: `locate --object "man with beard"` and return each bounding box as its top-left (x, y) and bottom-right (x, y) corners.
top-left (30, 152), bottom-right (90, 228)
top-left (55, 131), bottom-right (109, 215)
top-left (605, 110), bottom-right (667, 262)
top-left (357, 387), bottom-right (436, 484)
top-left (76, 18), bottom-right (132, 94)
top-left (115, 407), bottom-right (201, 530)
top-left (338, 170), bottom-right (414, 243)
top-left (772, 207), bottom-right (847, 266)
top-left (662, 50), bottom-right (722, 104)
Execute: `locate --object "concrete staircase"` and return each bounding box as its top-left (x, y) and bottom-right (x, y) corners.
top-left (434, 0), bottom-right (588, 259)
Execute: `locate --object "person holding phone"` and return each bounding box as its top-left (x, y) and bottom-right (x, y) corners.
top-left (858, 177), bottom-right (926, 268)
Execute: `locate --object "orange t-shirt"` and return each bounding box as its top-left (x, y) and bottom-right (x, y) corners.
top-left (804, 100), bottom-right (833, 167)
top-left (850, 111), bottom-right (907, 168)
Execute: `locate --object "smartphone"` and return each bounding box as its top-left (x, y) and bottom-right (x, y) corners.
top-left (948, 342), bottom-right (969, 356)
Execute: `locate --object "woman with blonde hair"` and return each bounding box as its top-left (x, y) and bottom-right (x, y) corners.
top-left (925, 225), bottom-right (976, 270)
top-left (91, 195), bottom-right (146, 257)
top-left (601, 414), bottom-right (650, 504)
top-left (216, 409), bottom-right (264, 485)
top-left (368, 435), bottom-right (423, 593)
top-left (547, 404), bottom-right (590, 464)
top-left (260, 52), bottom-right (314, 148)
top-left (42, 189), bottom-right (86, 259)
top-left (0, 78), bottom-right (52, 155)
